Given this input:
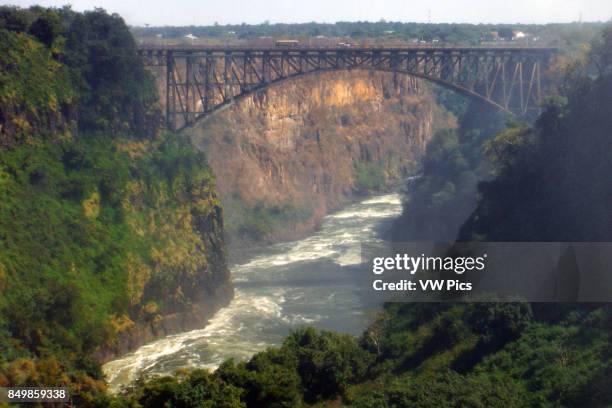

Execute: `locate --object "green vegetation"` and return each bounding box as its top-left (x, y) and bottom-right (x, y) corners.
top-left (391, 98), bottom-right (507, 240)
top-left (110, 303), bottom-right (612, 407)
top-left (62, 9), bottom-right (159, 137)
top-left (0, 6), bottom-right (226, 405)
top-left (218, 182), bottom-right (316, 243)
top-left (353, 162), bottom-right (386, 193)
top-left (225, 201), bottom-right (314, 241)
top-left (111, 327), bottom-right (371, 407)
top-left (0, 26), bottom-right (74, 145)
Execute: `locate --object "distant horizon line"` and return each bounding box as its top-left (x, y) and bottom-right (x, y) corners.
top-left (128, 20), bottom-right (608, 28)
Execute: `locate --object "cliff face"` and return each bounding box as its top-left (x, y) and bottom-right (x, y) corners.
top-left (94, 137), bottom-right (233, 361)
top-left (185, 70), bottom-right (438, 243)
top-left (0, 30), bottom-right (232, 365)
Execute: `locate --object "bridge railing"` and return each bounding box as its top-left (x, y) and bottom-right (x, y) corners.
top-left (137, 44), bottom-right (559, 53)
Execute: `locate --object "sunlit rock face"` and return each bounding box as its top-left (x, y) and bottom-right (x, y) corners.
top-left (185, 70), bottom-right (442, 243)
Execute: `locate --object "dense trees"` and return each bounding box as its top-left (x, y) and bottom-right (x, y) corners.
top-left (112, 302), bottom-right (612, 407)
top-left (391, 96), bottom-right (507, 241)
top-left (0, 6), bottom-right (221, 405)
top-left (112, 328), bottom-right (371, 407)
top-left (62, 9), bottom-right (160, 138)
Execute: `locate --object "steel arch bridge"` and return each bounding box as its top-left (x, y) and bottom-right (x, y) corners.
top-left (138, 46), bottom-right (557, 131)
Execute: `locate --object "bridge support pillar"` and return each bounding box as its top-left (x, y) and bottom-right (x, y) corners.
top-left (166, 51), bottom-right (176, 132)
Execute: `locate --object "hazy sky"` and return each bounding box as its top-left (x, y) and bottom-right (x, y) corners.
top-left (4, 0), bottom-right (612, 26)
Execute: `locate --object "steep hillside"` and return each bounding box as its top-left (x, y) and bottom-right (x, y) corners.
top-left (391, 98), bottom-right (507, 241)
top-left (0, 7), bottom-right (231, 402)
top-left (185, 71), bottom-right (444, 243)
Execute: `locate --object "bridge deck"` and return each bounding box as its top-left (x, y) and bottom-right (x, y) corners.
top-left (138, 45), bottom-right (558, 54)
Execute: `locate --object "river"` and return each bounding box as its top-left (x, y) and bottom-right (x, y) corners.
top-left (103, 191), bottom-right (403, 392)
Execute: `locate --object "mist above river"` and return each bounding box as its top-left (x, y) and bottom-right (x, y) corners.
top-left (104, 192), bottom-right (402, 392)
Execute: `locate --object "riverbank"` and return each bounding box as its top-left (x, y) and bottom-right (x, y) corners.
top-left (94, 282), bottom-right (234, 364)
top-left (225, 181), bottom-right (409, 260)
top-left (103, 191), bottom-right (403, 392)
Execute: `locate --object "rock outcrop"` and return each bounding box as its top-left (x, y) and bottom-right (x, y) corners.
top-left (185, 70), bottom-right (440, 243)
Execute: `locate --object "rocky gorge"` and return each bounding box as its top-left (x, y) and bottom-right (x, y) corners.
top-left (182, 70), bottom-right (445, 244)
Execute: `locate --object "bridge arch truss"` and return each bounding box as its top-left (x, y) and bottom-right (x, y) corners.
top-left (139, 46), bottom-right (556, 131)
